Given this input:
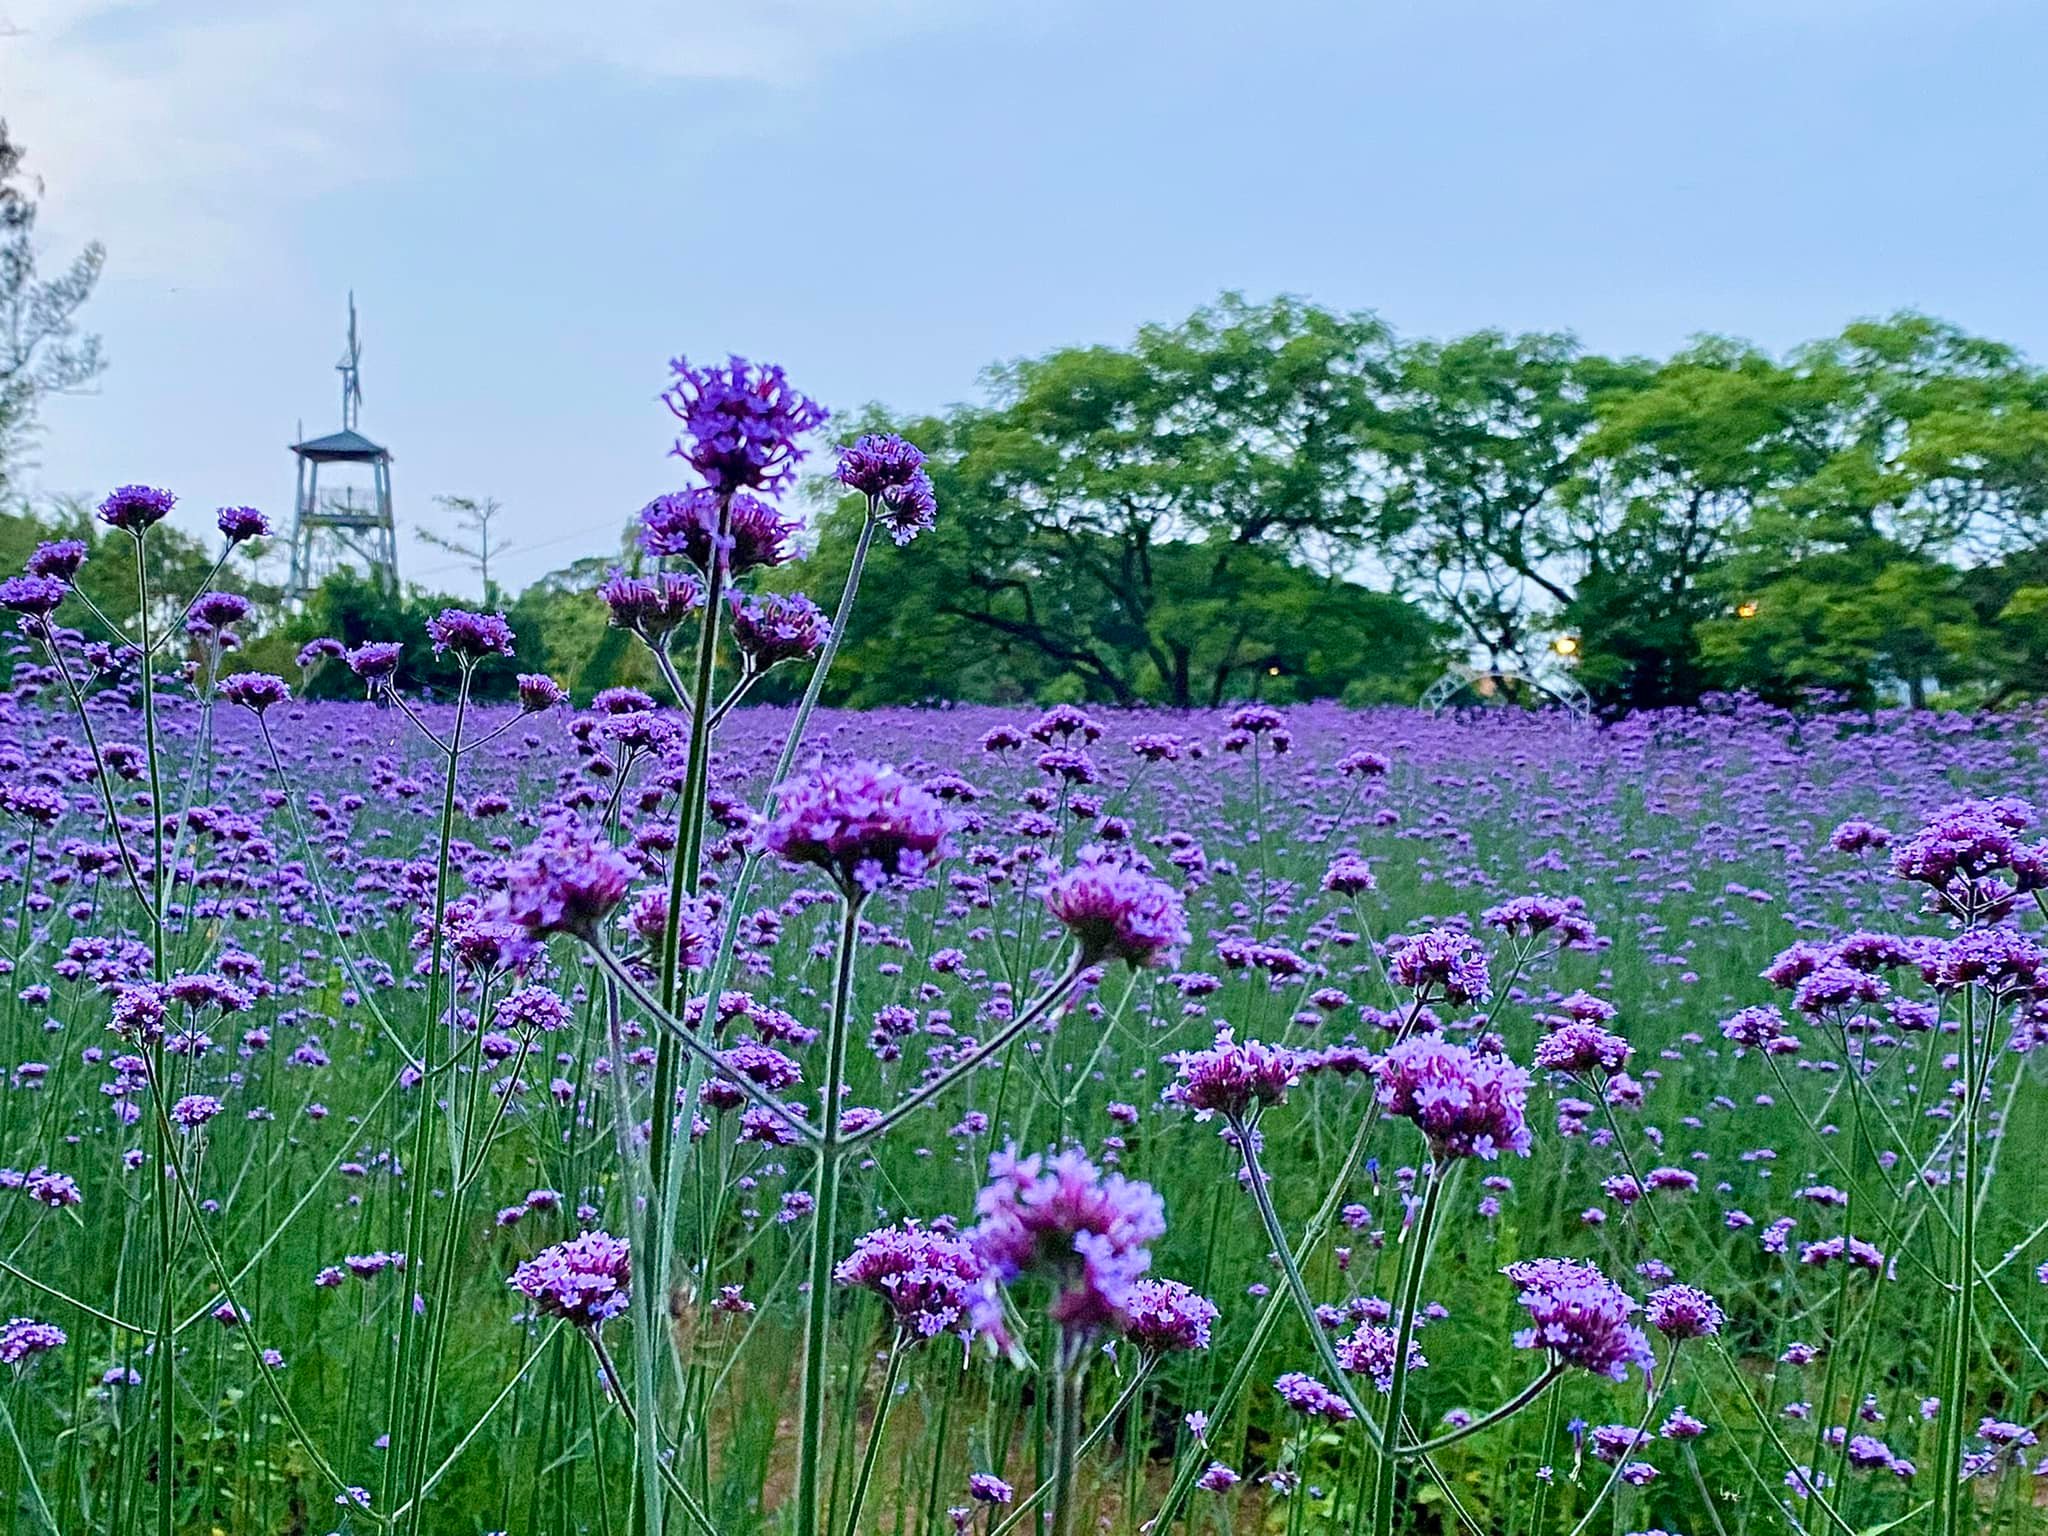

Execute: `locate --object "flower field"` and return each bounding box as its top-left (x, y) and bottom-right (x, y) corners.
top-left (2, 374), bottom-right (2046, 1536)
top-left (2, 680), bottom-right (2046, 1535)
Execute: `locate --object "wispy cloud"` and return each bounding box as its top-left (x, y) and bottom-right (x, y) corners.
top-left (0, 1), bottom-right (956, 277)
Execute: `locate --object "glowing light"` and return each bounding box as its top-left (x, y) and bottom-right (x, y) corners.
top-left (1736, 601), bottom-right (1759, 620)
top-left (1552, 635), bottom-right (1580, 657)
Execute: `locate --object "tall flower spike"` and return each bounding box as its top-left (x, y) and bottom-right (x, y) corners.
top-left (763, 760), bottom-right (949, 897)
top-left (1045, 849), bottom-right (1188, 968)
top-left (97, 484), bottom-right (176, 533)
top-left (1503, 1257), bottom-right (1653, 1381)
top-left (970, 1145), bottom-right (1165, 1336)
top-left (1375, 1034), bottom-right (1532, 1160)
top-left (663, 356), bottom-right (827, 494)
top-left (507, 1232), bottom-right (631, 1329)
top-left (638, 488), bottom-right (799, 574)
top-left (492, 823), bottom-right (637, 940)
top-left (1386, 928), bottom-right (1492, 1006)
top-left (426, 609), bottom-right (516, 662)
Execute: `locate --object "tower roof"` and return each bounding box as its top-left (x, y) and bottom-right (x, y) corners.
top-left (292, 427), bottom-right (390, 462)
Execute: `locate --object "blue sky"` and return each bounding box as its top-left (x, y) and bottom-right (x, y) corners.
top-left (5, 0), bottom-right (2045, 592)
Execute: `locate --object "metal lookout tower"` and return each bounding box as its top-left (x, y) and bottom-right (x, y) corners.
top-left (288, 294), bottom-right (399, 603)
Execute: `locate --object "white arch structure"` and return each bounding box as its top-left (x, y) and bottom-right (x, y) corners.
top-left (1419, 664), bottom-right (1594, 721)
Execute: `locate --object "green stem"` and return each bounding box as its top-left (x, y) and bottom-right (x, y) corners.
top-left (1395, 1364), bottom-right (1562, 1457)
top-left (795, 898), bottom-right (863, 1536)
top-left (1372, 1169), bottom-right (1441, 1536)
top-left (131, 531), bottom-right (176, 1536)
top-left (1049, 1336), bottom-right (1090, 1536)
top-left (1149, 1110), bottom-right (1377, 1533)
top-left (1937, 985), bottom-right (1980, 1536)
top-left (846, 953), bottom-right (1083, 1146)
top-left (389, 668), bottom-right (471, 1520)
top-left (1228, 1114), bottom-right (1384, 1439)
top-left (603, 978), bottom-right (667, 1536)
top-left (841, 1334), bottom-right (906, 1536)
top-left (988, 1366), bottom-right (1152, 1536)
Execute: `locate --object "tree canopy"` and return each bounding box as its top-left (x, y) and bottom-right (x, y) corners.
top-left (10, 289), bottom-right (2048, 715)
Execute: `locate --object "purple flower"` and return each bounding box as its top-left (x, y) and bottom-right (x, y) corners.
top-left (663, 356), bottom-right (827, 494)
top-left (0, 575), bottom-right (68, 617)
top-left (877, 475), bottom-right (938, 545)
top-left (1322, 853), bottom-right (1376, 896)
top-left (169, 1094), bottom-right (223, 1130)
top-left (1644, 1284), bottom-right (1724, 1340)
top-left (1130, 733), bottom-right (1184, 763)
top-left (1481, 894), bottom-right (1597, 949)
top-left (1830, 819), bottom-right (1893, 854)
top-left (730, 592), bottom-right (828, 669)
top-left (1792, 963), bottom-right (1886, 1015)
top-left (1375, 1035), bottom-right (1531, 1160)
top-left (1196, 1463), bottom-right (1238, 1493)
top-left (1932, 929), bottom-right (2048, 999)
top-left (25, 540), bottom-right (87, 580)
top-left (700, 1043), bottom-right (803, 1110)
top-left (1274, 1371), bottom-right (1354, 1422)
top-left (1030, 706), bottom-right (1103, 744)
top-left (345, 642), bottom-right (403, 688)
top-left (216, 506), bottom-right (270, 543)
top-left (1386, 928), bottom-right (1492, 1005)
top-left (837, 433), bottom-right (927, 498)
top-left (507, 1231), bottom-right (631, 1329)
top-left (638, 487), bottom-right (800, 574)
top-left (970, 1145), bottom-right (1165, 1336)
top-left (492, 823), bottom-right (637, 939)
top-left (1163, 1030), bottom-right (1301, 1119)
top-left (966, 1472), bottom-right (1013, 1505)
top-left (1798, 1236), bottom-right (1887, 1273)
top-left (97, 484), bottom-right (177, 533)
top-left (1720, 1005), bottom-right (1800, 1054)
top-left (165, 972), bottom-right (252, 1012)
top-left (835, 1222), bottom-right (990, 1343)
top-left (0, 1318), bottom-right (65, 1365)
top-left (517, 674), bottom-right (567, 712)
top-left (0, 784), bottom-right (62, 825)
top-left (426, 608), bottom-right (516, 661)
top-left (1590, 1423), bottom-right (1650, 1463)
top-left (1503, 1257), bottom-right (1653, 1381)
top-left (1532, 1020), bottom-right (1632, 1076)
top-left (1334, 1323), bottom-right (1428, 1392)
top-left (219, 672), bottom-right (291, 713)
top-left (763, 760), bottom-right (949, 896)
top-left (190, 590), bottom-right (251, 631)
top-left (494, 986), bottom-right (572, 1035)
top-left (1890, 798), bottom-right (2034, 886)
top-left (1120, 1278), bottom-right (1219, 1355)
top-left (1045, 849), bottom-right (1188, 968)
top-left (600, 569), bottom-right (704, 642)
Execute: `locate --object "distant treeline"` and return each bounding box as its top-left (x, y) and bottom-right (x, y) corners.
top-left (12, 293), bottom-right (2048, 714)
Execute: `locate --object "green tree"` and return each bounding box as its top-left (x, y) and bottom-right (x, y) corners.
top-left (1370, 330), bottom-right (1642, 673)
top-left (292, 568), bottom-right (524, 701)
top-left (786, 295), bottom-right (1444, 707)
